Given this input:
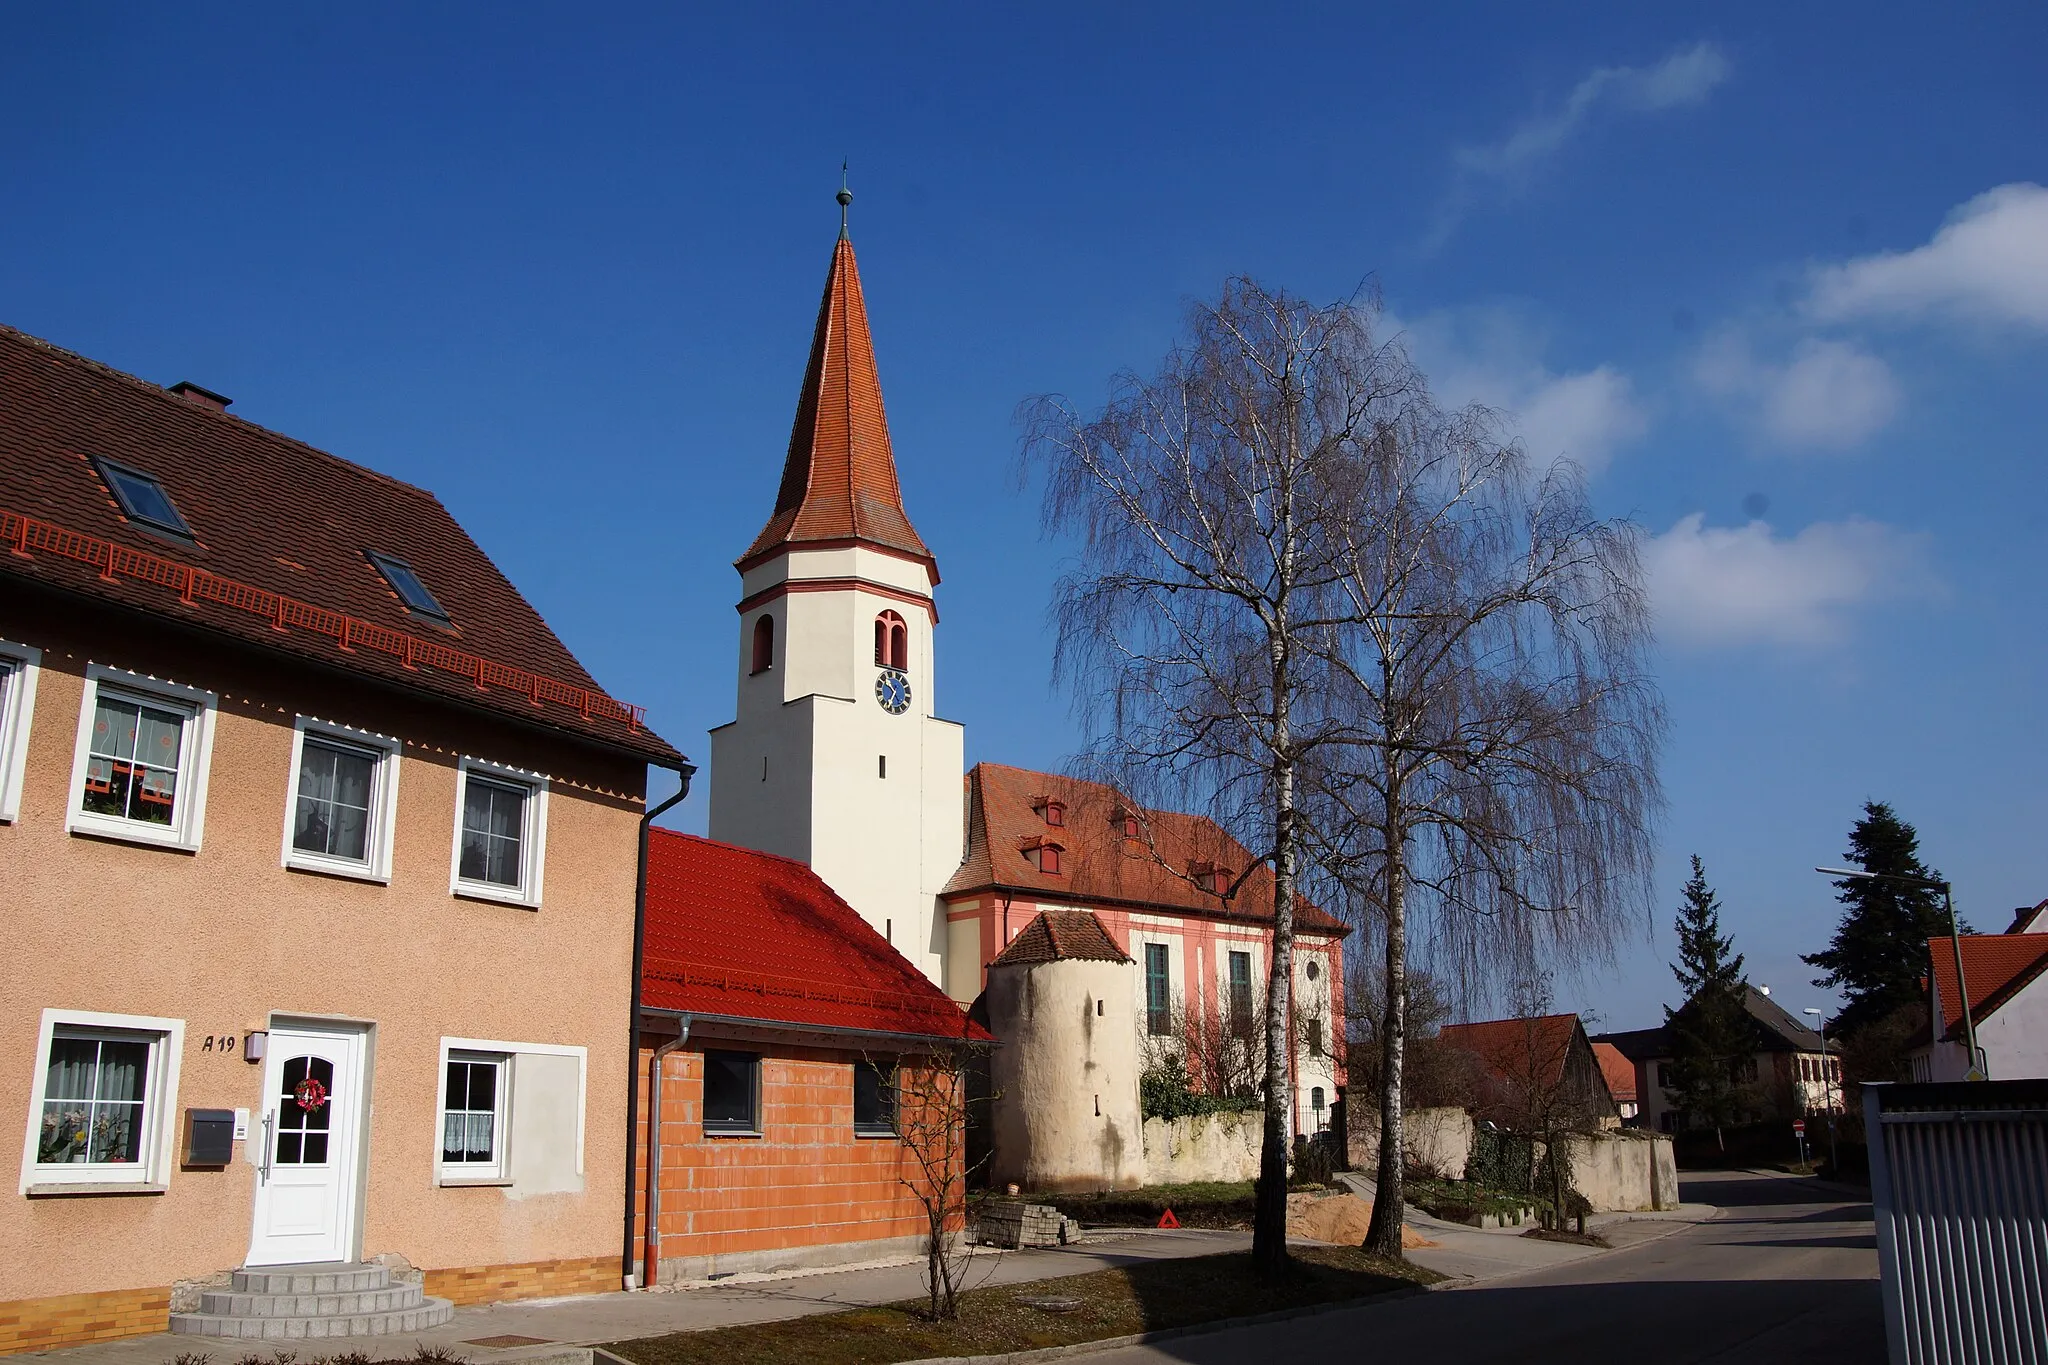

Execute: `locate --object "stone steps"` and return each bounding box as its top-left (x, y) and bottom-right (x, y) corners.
top-left (169, 1262), bottom-right (455, 1340)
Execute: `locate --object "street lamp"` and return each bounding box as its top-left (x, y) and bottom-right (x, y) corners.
top-left (1814, 866), bottom-right (1981, 1080)
top-left (1802, 1007), bottom-right (1841, 1172)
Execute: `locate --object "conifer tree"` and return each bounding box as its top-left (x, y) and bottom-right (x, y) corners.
top-left (1802, 802), bottom-right (1953, 1038)
top-left (1663, 856), bottom-right (1751, 1147)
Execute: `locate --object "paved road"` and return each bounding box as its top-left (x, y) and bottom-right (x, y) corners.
top-left (1092, 1170), bottom-right (1884, 1364)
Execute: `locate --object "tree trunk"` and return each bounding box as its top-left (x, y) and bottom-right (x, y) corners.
top-left (1253, 673), bottom-right (1297, 1274)
top-left (1364, 804), bottom-right (1409, 1257)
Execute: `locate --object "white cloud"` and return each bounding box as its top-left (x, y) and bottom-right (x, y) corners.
top-left (1397, 310), bottom-right (1648, 475)
top-left (1646, 514), bottom-right (1937, 648)
top-left (1807, 183), bottom-right (2048, 330)
top-left (1455, 43), bottom-right (1731, 184)
top-left (1693, 333), bottom-right (1899, 451)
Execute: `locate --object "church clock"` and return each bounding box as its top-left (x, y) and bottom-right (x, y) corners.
top-left (875, 670), bottom-right (911, 715)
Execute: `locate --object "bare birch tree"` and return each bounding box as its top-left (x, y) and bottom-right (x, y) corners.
top-left (1020, 277), bottom-right (1422, 1273)
top-left (1300, 392), bottom-right (1664, 1256)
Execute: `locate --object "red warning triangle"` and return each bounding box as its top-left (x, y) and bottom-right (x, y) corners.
top-left (1157, 1208), bottom-right (1180, 1229)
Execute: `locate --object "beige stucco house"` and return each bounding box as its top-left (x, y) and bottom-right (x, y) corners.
top-left (0, 324), bottom-right (686, 1351)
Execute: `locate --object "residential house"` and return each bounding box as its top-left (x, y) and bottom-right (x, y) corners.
top-left (0, 325), bottom-right (684, 1352)
top-left (1592, 1042), bottom-right (1640, 1125)
top-left (1438, 1014), bottom-right (1621, 1132)
top-left (1912, 905), bottom-right (2048, 1082)
top-left (1595, 986), bottom-right (1842, 1134)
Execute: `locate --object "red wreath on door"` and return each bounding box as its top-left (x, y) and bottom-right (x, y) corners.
top-left (293, 1077), bottom-right (329, 1112)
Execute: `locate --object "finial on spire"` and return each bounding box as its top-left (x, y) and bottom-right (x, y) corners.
top-left (837, 160), bottom-right (852, 240)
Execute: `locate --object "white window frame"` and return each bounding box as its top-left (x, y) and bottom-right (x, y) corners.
top-left (19, 1008), bottom-right (185, 1194)
top-left (437, 1050), bottom-right (511, 1183)
top-left (448, 757), bottom-right (549, 908)
top-left (66, 664), bottom-right (217, 851)
top-left (433, 1036), bottom-right (586, 1186)
top-left (0, 640), bottom-right (42, 823)
top-left (280, 717), bottom-right (403, 883)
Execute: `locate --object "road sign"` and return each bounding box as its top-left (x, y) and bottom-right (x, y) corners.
top-left (1793, 1119), bottom-right (1806, 1134)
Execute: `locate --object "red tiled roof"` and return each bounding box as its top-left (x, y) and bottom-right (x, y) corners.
top-left (1929, 934), bottom-right (2048, 1041)
top-left (943, 763), bottom-right (1349, 936)
top-left (2007, 899), bottom-right (2048, 934)
top-left (643, 829), bottom-right (990, 1043)
top-left (1592, 1041), bottom-right (1637, 1104)
top-left (1439, 1014), bottom-right (1582, 1089)
top-left (738, 233), bottom-right (932, 573)
top-left (0, 324), bottom-right (680, 764)
top-left (990, 911), bottom-right (1133, 968)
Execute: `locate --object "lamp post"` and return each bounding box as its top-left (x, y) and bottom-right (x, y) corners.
top-left (1802, 1007), bottom-right (1840, 1172)
top-left (1814, 866), bottom-right (1980, 1080)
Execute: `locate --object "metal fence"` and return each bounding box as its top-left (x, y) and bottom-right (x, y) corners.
top-left (1866, 1080), bottom-right (2048, 1365)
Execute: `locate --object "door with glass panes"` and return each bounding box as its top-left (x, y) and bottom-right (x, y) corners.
top-left (247, 1023), bottom-right (366, 1266)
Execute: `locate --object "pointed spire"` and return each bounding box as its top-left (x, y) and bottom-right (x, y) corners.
top-left (738, 186), bottom-right (933, 575)
top-left (837, 160), bottom-right (852, 241)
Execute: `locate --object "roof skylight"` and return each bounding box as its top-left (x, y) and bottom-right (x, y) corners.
top-left (92, 456), bottom-right (193, 539)
top-left (366, 550), bottom-right (451, 624)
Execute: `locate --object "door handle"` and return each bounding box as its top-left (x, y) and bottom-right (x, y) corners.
top-left (258, 1111), bottom-right (274, 1179)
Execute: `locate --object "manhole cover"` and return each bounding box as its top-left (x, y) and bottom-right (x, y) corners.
top-left (464, 1336), bottom-right (555, 1348)
top-left (1015, 1295), bottom-right (1083, 1313)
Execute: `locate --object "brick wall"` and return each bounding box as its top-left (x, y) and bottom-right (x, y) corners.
top-left (0, 1285), bottom-right (170, 1356)
top-left (634, 1039), bottom-right (948, 1275)
top-left (422, 1254), bottom-right (618, 1307)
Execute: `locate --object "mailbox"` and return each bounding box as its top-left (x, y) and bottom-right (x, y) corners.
top-left (184, 1108), bottom-right (236, 1167)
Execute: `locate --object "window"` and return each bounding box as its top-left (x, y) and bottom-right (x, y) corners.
top-left (1305, 1018), bottom-right (1324, 1056)
top-left (1227, 950), bottom-right (1253, 1028)
top-left (853, 1059), bottom-right (897, 1137)
top-left (1660, 1063), bottom-right (1681, 1091)
top-left (366, 550), bottom-right (451, 625)
top-left (92, 456), bottom-right (193, 539)
top-left (703, 1050), bottom-right (761, 1135)
top-left (874, 611), bottom-right (907, 671)
top-left (451, 758), bottom-right (549, 907)
top-left (1311, 1086), bottom-right (1326, 1126)
top-left (284, 719), bottom-right (400, 881)
top-left (22, 1009), bottom-right (183, 1191)
top-left (67, 666), bottom-right (215, 851)
top-left (1145, 943), bottom-right (1171, 1037)
top-left (1041, 800), bottom-right (1065, 828)
top-left (751, 615), bottom-right (775, 674)
top-left (1038, 842), bottom-right (1063, 875)
top-left (441, 1053), bottom-right (509, 1178)
top-left (1210, 866), bottom-right (1232, 895)
top-left (1122, 812), bottom-right (1142, 841)
top-left (0, 641), bottom-right (41, 823)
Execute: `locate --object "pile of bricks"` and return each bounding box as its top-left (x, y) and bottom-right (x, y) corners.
top-left (973, 1202), bottom-right (1078, 1249)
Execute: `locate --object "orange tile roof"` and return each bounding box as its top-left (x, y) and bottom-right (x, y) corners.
top-left (1929, 933), bottom-right (2048, 1041)
top-left (944, 762), bottom-right (1349, 935)
top-left (990, 911), bottom-right (1133, 968)
top-left (738, 232), bottom-right (932, 573)
top-left (643, 830), bottom-right (990, 1043)
top-left (1439, 1014), bottom-right (1583, 1090)
top-left (0, 323), bottom-right (679, 764)
top-left (1592, 1041), bottom-right (1637, 1104)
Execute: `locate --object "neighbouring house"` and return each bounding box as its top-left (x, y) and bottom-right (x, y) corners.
top-left (1595, 986), bottom-right (1842, 1134)
top-left (632, 831), bottom-right (989, 1286)
top-left (1592, 1042), bottom-right (1640, 1125)
top-left (1912, 908), bottom-right (2048, 1082)
top-left (1438, 1014), bottom-right (1621, 1132)
top-left (697, 203), bottom-right (1350, 1195)
top-left (0, 323), bottom-right (685, 1353)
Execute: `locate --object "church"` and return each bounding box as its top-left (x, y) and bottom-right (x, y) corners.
top-left (629, 192), bottom-right (1350, 1283)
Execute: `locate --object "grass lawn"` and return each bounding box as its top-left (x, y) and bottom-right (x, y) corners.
top-left (1030, 1180), bottom-right (1269, 1229)
top-left (602, 1246), bottom-right (1441, 1365)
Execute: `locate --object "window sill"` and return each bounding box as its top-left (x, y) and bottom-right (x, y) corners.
top-left (437, 1174), bottom-right (513, 1187)
top-left (67, 818), bottom-right (199, 853)
top-left (704, 1129), bottom-right (762, 1140)
top-left (853, 1130), bottom-right (899, 1141)
top-left (286, 854), bottom-right (390, 885)
top-left (26, 1181), bottom-right (168, 1197)
top-left (451, 881), bottom-right (540, 910)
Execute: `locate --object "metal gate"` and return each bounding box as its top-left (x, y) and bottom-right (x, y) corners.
top-left (1866, 1080), bottom-right (2048, 1365)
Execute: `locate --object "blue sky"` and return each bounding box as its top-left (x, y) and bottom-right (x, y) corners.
top-left (5, 5), bottom-right (2043, 1032)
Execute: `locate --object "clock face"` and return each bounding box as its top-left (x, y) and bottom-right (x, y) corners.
top-left (875, 669), bottom-right (911, 715)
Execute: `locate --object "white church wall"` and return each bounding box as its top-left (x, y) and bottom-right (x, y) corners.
top-left (707, 704), bottom-right (814, 864)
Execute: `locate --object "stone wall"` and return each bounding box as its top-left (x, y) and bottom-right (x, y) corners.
top-left (1142, 1111), bottom-right (1262, 1185)
top-left (1558, 1130), bottom-right (1678, 1212)
top-left (1346, 1106), bottom-right (1475, 1179)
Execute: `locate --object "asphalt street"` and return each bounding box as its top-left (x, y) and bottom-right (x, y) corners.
top-left (1091, 1169), bottom-right (1884, 1364)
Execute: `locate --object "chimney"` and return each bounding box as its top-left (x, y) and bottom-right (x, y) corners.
top-left (168, 381), bottom-right (232, 412)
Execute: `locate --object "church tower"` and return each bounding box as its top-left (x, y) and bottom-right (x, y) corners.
top-left (708, 186), bottom-right (965, 987)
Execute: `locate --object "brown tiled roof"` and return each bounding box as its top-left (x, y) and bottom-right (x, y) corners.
top-left (1929, 933), bottom-right (2048, 1041)
top-left (990, 911), bottom-right (1133, 968)
top-left (0, 323), bottom-right (681, 764)
top-left (944, 763), bottom-right (1349, 936)
top-left (1439, 1014), bottom-right (1582, 1089)
top-left (1591, 1042), bottom-right (1637, 1105)
top-left (738, 233), bottom-right (932, 573)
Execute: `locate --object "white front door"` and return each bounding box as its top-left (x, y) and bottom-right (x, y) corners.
top-left (247, 1023), bottom-right (367, 1267)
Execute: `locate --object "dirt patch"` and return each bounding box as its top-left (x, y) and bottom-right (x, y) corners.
top-left (1287, 1191), bottom-right (1435, 1249)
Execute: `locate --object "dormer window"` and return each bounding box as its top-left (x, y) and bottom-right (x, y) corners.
top-left (91, 456), bottom-right (193, 540)
top-left (1116, 808), bottom-right (1143, 842)
top-left (1189, 860), bottom-right (1230, 895)
top-left (874, 611), bottom-right (908, 671)
top-left (1036, 799), bottom-right (1066, 828)
top-left (1021, 836), bottom-right (1064, 875)
top-left (750, 615), bottom-right (775, 674)
top-left (366, 551), bottom-right (451, 625)
top-left (1210, 867), bottom-right (1233, 896)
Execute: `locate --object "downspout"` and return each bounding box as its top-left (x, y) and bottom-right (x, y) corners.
top-left (644, 1017), bottom-right (692, 1289)
top-left (622, 761), bottom-right (694, 1291)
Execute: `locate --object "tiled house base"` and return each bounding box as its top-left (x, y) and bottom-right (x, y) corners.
top-left (0, 1285), bottom-right (172, 1356)
top-left (423, 1255), bottom-right (619, 1307)
top-left (642, 1230), bottom-right (929, 1287)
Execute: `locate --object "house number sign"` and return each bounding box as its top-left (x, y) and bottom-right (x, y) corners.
top-left (199, 1034), bottom-right (239, 1054)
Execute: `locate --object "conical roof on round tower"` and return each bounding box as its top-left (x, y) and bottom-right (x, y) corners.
top-left (739, 206), bottom-right (933, 577)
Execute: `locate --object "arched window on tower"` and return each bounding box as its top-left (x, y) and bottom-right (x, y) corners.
top-left (750, 615), bottom-right (775, 674)
top-left (874, 610), bottom-right (908, 671)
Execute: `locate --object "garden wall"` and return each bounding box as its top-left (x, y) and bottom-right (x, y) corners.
top-left (1558, 1130), bottom-right (1678, 1212)
top-left (1142, 1112), bottom-right (1261, 1184)
top-left (1346, 1106), bottom-right (1474, 1178)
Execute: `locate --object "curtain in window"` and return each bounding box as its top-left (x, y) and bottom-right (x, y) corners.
top-left (39, 1035), bottom-right (148, 1165)
top-left (295, 740), bottom-right (375, 860)
top-left (459, 778), bottom-right (526, 886)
